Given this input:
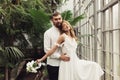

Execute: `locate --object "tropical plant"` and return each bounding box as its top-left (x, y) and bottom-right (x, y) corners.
top-left (61, 10), bottom-right (85, 26)
top-left (27, 9), bottom-right (50, 48)
top-left (34, 0), bottom-right (69, 13)
top-left (0, 0), bottom-right (51, 48)
top-left (0, 0), bottom-right (52, 79)
top-left (0, 1), bottom-right (36, 80)
top-left (20, 0), bottom-right (46, 10)
top-left (0, 46), bottom-right (24, 80)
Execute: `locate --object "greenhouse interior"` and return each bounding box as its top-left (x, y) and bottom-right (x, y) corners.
top-left (0, 0), bottom-right (120, 80)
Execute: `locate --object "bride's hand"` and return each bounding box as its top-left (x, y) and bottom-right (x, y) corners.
top-left (36, 59), bottom-right (42, 63)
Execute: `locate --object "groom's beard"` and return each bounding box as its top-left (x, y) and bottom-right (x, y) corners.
top-left (55, 22), bottom-right (62, 28)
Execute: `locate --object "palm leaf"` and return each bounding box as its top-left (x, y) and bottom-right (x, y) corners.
top-left (0, 46), bottom-right (5, 66)
top-left (0, 8), bottom-right (6, 16)
top-left (13, 47), bottom-right (24, 57)
top-left (4, 47), bottom-right (24, 62)
top-left (0, 46), bottom-right (4, 52)
top-left (70, 14), bottom-right (85, 26)
top-left (61, 10), bottom-right (85, 26)
top-left (61, 10), bottom-right (73, 21)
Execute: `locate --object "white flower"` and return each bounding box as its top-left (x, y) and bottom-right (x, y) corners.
top-left (26, 60), bottom-right (42, 73)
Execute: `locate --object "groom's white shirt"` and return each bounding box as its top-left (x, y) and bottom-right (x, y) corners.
top-left (44, 26), bottom-right (61, 66)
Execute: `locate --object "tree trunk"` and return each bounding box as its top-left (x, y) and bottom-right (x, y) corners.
top-left (5, 67), bottom-right (9, 80)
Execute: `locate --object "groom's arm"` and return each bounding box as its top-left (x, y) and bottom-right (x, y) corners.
top-left (44, 33), bottom-right (70, 61)
top-left (44, 32), bottom-right (61, 59)
top-left (59, 53), bottom-right (70, 61)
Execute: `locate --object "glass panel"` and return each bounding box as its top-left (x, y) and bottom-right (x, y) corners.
top-left (112, 6), bottom-right (119, 79)
top-left (113, 31), bottom-right (120, 80)
top-left (98, 0), bottom-right (101, 10)
top-left (113, 4), bottom-right (118, 29)
top-left (89, 4), bottom-right (94, 16)
top-left (104, 0), bottom-right (109, 5)
top-left (97, 13), bottom-right (102, 63)
top-left (98, 13), bottom-right (101, 28)
top-left (105, 10), bottom-right (109, 30)
top-left (104, 32), bottom-right (112, 80)
top-left (89, 17), bottom-right (94, 60)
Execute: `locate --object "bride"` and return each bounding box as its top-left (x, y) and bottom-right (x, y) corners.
top-left (37, 20), bottom-right (104, 80)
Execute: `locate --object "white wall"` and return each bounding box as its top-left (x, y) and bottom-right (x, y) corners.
top-left (57, 0), bottom-right (73, 13)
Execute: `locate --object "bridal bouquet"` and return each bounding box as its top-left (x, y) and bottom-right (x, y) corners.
top-left (26, 60), bottom-right (45, 73)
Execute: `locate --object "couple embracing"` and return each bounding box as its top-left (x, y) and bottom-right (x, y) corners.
top-left (37, 12), bottom-right (104, 80)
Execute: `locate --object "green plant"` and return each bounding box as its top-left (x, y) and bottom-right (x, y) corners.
top-left (0, 46), bottom-right (24, 67)
top-left (0, 0), bottom-right (51, 48)
top-left (0, 73), bottom-right (4, 80)
top-left (0, 46), bottom-right (24, 80)
top-left (61, 10), bottom-right (85, 26)
top-left (28, 9), bottom-right (50, 48)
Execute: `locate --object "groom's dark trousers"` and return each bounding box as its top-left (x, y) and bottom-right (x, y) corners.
top-left (47, 65), bottom-right (59, 80)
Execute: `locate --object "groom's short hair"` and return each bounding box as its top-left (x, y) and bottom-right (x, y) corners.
top-left (50, 12), bottom-right (61, 19)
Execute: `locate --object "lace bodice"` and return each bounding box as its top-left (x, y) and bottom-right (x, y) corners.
top-left (61, 34), bottom-right (77, 56)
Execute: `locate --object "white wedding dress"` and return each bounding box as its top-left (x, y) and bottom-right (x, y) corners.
top-left (58, 34), bottom-right (104, 80)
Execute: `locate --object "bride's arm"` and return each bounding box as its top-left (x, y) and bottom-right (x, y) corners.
top-left (37, 34), bottom-right (64, 62)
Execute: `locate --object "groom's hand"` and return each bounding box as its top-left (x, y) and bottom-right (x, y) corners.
top-left (60, 53), bottom-right (70, 61)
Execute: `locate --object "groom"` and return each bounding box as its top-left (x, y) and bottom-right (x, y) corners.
top-left (44, 12), bottom-right (70, 80)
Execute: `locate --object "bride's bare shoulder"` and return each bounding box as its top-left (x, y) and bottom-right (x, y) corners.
top-left (58, 33), bottom-right (65, 42)
top-left (60, 33), bottom-right (66, 38)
